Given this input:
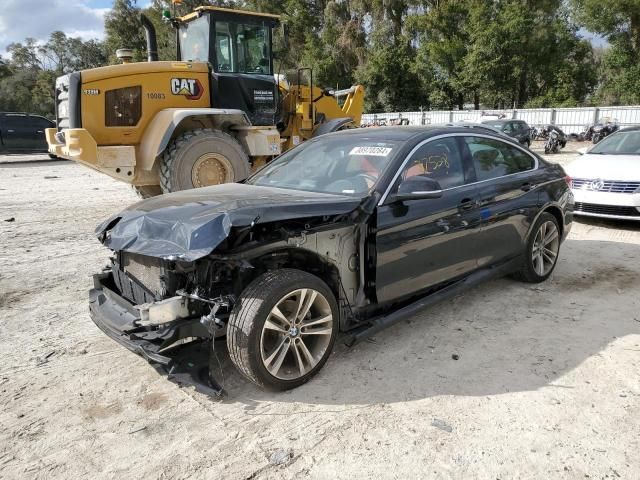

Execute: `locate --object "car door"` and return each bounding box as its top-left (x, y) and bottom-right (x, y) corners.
top-left (33, 117), bottom-right (53, 151)
top-left (3, 115), bottom-right (43, 151)
top-left (1, 116), bottom-right (27, 151)
top-left (462, 135), bottom-right (541, 267)
top-left (375, 135), bottom-right (483, 304)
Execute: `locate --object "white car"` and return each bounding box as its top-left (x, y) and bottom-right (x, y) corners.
top-left (565, 127), bottom-right (640, 221)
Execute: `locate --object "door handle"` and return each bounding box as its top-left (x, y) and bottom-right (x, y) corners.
top-left (520, 182), bottom-right (534, 192)
top-left (459, 198), bottom-right (477, 211)
top-left (37, 130), bottom-right (43, 133)
top-left (7, 129), bottom-right (14, 133)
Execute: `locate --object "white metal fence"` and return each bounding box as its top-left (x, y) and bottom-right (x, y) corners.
top-left (361, 106), bottom-right (640, 135)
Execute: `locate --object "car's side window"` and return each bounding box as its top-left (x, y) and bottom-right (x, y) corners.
top-left (503, 123), bottom-right (514, 133)
top-left (465, 136), bottom-right (535, 181)
top-left (396, 137), bottom-right (466, 190)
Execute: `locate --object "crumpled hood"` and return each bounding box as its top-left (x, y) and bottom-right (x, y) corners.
top-left (96, 183), bottom-right (361, 261)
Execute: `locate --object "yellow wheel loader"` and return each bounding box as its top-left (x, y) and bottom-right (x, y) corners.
top-left (45, 6), bottom-right (365, 196)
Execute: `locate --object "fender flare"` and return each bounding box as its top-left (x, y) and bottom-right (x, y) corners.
top-left (137, 108), bottom-right (251, 171)
top-left (311, 117), bottom-right (355, 138)
top-left (526, 201), bottom-right (567, 243)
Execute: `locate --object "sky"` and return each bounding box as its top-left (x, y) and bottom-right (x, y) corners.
top-left (0, 0), bottom-right (150, 56)
top-left (0, 0), bottom-right (608, 58)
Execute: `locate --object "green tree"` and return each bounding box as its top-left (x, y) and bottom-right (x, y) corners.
top-left (571, 0), bottom-right (640, 104)
top-left (104, 0), bottom-right (147, 63)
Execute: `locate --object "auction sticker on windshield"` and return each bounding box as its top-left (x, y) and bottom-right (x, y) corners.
top-left (349, 146), bottom-right (393, 156)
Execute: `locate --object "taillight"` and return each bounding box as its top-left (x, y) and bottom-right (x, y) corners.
top-left (105, 86), bottom-right (142, 127)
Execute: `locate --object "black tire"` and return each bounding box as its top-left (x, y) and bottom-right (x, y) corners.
top-left (132, 185), bottom-right (162, 198)
top-left (592, 133), bottom-right (601, 144)
top-left (227, 269), bottom-right (339, 391)
top-left (513, 212), bottom-right (561, 283)
top-left (160, 128), bottom-right (250, 193)
top-left (525, 139), bottom-right (531, 148)
top-left (48, 153), bottom-right (57, 159)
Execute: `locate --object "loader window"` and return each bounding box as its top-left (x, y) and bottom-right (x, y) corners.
top-left (180, 15), bottom-right (210, 62)
top-left (214, 20), bottom-right (271, 75)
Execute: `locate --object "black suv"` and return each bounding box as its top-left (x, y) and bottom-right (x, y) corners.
top-left (0, 112), bottom-right (54, 154)
top-left (482, 119), bottom-right (532, 147)
top-left (90, 126), bottom-right (573, 395)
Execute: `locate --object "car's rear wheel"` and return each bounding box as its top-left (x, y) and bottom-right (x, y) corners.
top-left (514, 212), bottom-right (561, 283)
top-left (227, 269), bottom-right (339, 390)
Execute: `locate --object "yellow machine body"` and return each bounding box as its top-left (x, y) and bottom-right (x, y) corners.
top-left (46, 7), bottom-right (365, 192)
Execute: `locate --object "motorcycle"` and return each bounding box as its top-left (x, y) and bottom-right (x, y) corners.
top-left (592, 121), bottom-right (619, 144)
top-left (578, 124), bottom-right (594, 142)
top-left (543, 126), bottom-right (566, 154)
top-left (544, 130), bottom-right (560, 154)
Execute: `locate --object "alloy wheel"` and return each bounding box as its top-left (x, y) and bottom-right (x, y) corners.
top-left (260, 288), bottom-right (334, 380)
top-left (532, 220), bottom-right (560, 276)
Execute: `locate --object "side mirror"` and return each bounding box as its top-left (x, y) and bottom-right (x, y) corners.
top-left (391, 176), bottom-right (443, 202)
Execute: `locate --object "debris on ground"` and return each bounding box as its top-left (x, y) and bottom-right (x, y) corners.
top-left (269, 449), bottom-right (292, 466)
top-left (4, 217), bottom-right (15, 222)
top-left (452, 354), bottom-right (460, 360)
top-left (431, 419), bottom-right (453, 433)
top-left (35, 351), bottom-right (56, 365)
top-left (128, 426), bottom-right (147, 435)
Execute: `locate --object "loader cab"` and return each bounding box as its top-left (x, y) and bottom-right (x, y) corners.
top-left (178, 7), bottom-right (279, 126)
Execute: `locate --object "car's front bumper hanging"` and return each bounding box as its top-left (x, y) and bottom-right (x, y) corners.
top-left (89, 272), bottom-right (224, 396)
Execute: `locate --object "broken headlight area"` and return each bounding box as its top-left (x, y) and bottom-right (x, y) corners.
top-left (91, 253), bottom-right (237, 396)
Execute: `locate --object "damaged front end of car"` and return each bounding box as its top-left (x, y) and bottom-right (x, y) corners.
top-left (89, 184), bottom-right (376, 395)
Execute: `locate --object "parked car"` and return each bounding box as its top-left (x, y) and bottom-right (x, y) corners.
top-left (0, 112), bottom-right (55, 154)
top-left (90, 126), bottom-right (573, 394)
top-left (565, 127), bottom-right (640, 221)
top-left (481, 119), bottom-right (532, 147)
top-left (443, 122), bottom-right (513, 139)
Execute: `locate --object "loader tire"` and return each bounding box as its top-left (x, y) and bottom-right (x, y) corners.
top-left (133, 185), bottom-right (162, 198)
top-left (160, 129), bottom-right (250, 193)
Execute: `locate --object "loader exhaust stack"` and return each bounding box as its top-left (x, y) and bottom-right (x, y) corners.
top-left (140, 14), bottom-right (159, 62)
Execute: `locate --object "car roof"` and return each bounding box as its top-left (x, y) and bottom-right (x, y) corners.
top-left (332, 125), bottom-right (514, 142)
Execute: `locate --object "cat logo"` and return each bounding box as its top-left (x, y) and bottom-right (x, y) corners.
top-left (170, 78), bottom-right (203, 100)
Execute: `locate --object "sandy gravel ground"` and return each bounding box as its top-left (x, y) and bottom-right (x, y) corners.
top-left (0, 149), bottom-right (639, 480)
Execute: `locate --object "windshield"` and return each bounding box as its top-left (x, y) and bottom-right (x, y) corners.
top-left (179, 15), bottom-right (210, 62)
top-left (214, 20), bottom-right (271, 74)
top-left (246, 135), bottom-right (402, 196)
top-left (590, 131), bottom-right (640, 155)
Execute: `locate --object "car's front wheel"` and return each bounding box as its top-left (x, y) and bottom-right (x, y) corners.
top-left (227, 269), bottom-right (339, 390)
top-left (514, 212), bottom-right (561, 283)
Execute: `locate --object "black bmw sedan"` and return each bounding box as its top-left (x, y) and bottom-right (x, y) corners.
top-left (90, 126), bottom-right (574, 394)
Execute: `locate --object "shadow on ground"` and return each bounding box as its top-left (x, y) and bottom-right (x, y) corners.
top-left (172, 238), bottom-right (640, 407)
top-left (574, 215), bottom-right (640, 232)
